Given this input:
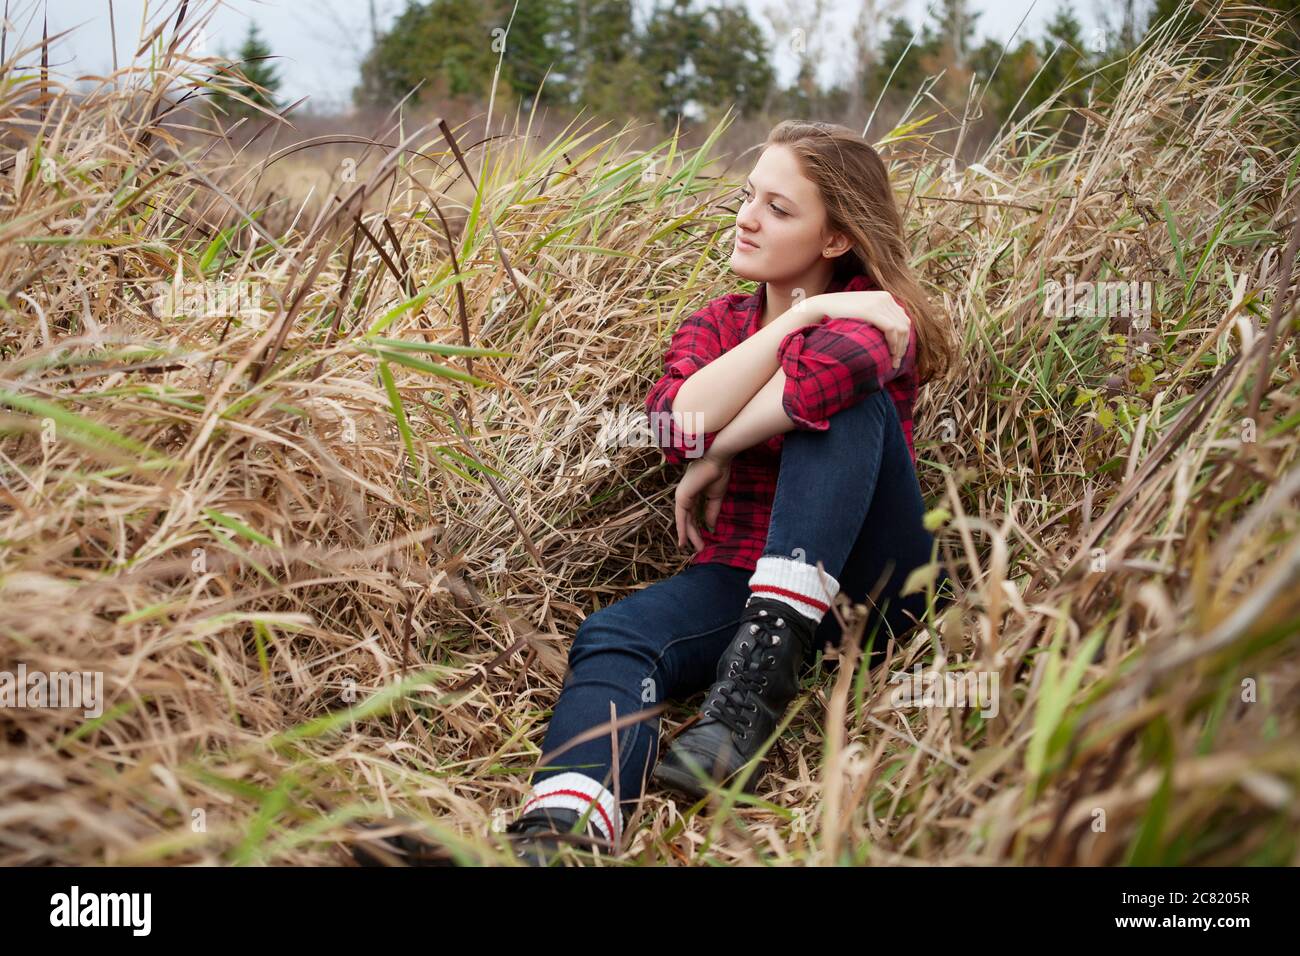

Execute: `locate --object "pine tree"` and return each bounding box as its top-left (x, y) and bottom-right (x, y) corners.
top-left (641, 0), bottom-right (772, 128)
top-left (1027, 3), bottom-right (1088, 135)
top-left (211, 22), bottom-right (282, 118)
top-left (934, 0), bottom-right (978, 68)
top-left (871, 15), bottom-right (933, 102)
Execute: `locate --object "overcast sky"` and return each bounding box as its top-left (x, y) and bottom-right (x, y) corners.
top-left (29, 0), bottom-right (1114, 114)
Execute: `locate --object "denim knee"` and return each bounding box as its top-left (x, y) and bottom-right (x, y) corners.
top-left (572, 606), bottom-right (625, 651)
top-left (847, 389), bottom-right (891, 415)
top-left (792, 389), bottom-right (890, 442)
top-left (569, 606), bottom-right (657, 671)
top-left (833, 389), bottom-right (890, 421)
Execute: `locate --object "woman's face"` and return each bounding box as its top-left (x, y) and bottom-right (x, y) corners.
top-left (731, 144), bottom-right (843, 283)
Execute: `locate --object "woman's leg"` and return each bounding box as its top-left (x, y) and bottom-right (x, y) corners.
top-left (747, 388), bottom-right (938, 646)
top-left (517, 561), bottom-right (753, 845)
top-left (810, 394), bottom-right (951, 666)
top-left (655, 390), bottom-right (935, 797)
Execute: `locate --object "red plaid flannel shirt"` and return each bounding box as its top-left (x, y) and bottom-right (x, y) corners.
top-left (644, 270), bottom-right (919, 571)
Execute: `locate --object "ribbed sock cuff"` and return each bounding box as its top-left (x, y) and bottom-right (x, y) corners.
top-left (747, 554), bottom-right (840, 624)
top-left (518, 771), bottom-right (621, 844)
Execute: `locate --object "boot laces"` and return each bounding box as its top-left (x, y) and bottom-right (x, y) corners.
top-left (704, 607), bottom-right (789, 739)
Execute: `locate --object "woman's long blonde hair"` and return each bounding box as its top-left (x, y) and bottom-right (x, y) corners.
top-left (763, 119), bottom-right (955, 386)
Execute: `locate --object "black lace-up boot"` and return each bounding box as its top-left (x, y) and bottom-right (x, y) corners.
top-left (349, 819), bottom-right (456, 866)
top-left (651, 596), bottom-right (816, 800)
top-left (504, 806), bottom-right (611, 866)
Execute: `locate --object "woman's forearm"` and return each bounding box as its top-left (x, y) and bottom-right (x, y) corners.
top-left (670, 297), bottom-right (827, 436)
top-left (705, 367), bottom-right (796, 460)
top-left (808, 290), bottom-right (882, 318)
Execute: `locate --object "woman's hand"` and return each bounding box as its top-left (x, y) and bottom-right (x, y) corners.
top-left (674, 451), bottom-right (732, 553)
top-left (799, 290), bottom-right (912, 369)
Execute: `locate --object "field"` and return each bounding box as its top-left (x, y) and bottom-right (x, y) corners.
top-left (0, 4), bottom-right (1297, 865)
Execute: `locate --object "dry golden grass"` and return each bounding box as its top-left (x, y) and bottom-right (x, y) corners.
top-left (0, 0), bottom-right (1296, 865)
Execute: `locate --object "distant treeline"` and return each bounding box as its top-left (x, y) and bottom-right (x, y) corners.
top-left (346, 0), bottom-right (1298, 142)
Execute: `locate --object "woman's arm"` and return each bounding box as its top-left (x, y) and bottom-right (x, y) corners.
top-left (644, 305), bottom-right (725, 465)
top-left (706, 302), bottom-right (916, 459)
top-left (654, 287), bottom-right (912, 462)
top-left (676, 372), bottom-right (794, 550)
top-left (703, 368), bottom-right (795, 462)
top-left (668, 304), bottom-right (825, 441)
top-left (800, 290), bottom-right (912, 370)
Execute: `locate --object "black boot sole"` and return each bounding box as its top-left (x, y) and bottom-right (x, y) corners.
top-left (349, 824), bottom-right (458, 866)
top-left (651, 754), bottom-right (762, 801)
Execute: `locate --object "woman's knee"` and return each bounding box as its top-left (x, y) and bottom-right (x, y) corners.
top-left (815, 390), bottom-right (893, 447)
top-left (837, 389), bottom-right (892, 422)
top-left (572, 605), bottom-right (627, 653)
top-left (571, 603), bottom-right (669, 672)
top-left (788, 394), bottom-right (899, 480)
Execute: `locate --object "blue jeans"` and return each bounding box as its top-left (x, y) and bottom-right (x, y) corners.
top-left (528, 390), bottom-right (950, 823)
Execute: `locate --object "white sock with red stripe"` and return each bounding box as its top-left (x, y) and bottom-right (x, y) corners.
top-left (517, 771), bottom-right (621, 845)
top-left (746, 554), bottom-right (840, 624)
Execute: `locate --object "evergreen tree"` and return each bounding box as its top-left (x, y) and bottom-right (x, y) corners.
top-left (924, 0), bottom-right (981, 109)
top-left (934, 0), bottom-right (978, 68)
top-left (641, 0), bottom-right (773, 127)
top-left (870, 15), bottom-right (933, 101)
top-left (1025, 3), bottom-right (1089, 136)
top-left (544, 0), bottom-right (654, 116)
top-left (355, 0), bottom-right (502, 107)
top-left (969, 34), bottom-right (1039, 128)
top-left (211, 22), bottom-right (281, 118)
top-left (354, 0), bottom-right (652, 114)
top-left (694, 2), bottom-right (774, 120)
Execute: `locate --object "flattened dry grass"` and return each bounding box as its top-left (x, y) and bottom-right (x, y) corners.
top-left (0, 0), bottom-right (1297, 865)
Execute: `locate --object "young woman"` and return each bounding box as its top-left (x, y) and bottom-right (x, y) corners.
top-left (496, 120), bottom-right (957, 864)
top-left (352, 120), bottom-right (956, 866)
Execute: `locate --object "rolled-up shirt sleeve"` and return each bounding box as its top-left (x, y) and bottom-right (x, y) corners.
top-left (777, 308), bottom-right (916, 431)
top-left (644, 305), bottom-right (723, 465)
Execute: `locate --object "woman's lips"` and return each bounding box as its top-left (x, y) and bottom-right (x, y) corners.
top-left (735, 236), bottom-right (759, 251)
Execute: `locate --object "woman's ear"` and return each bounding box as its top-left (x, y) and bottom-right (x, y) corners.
top-left (821, 229), bottom-right (854, 259)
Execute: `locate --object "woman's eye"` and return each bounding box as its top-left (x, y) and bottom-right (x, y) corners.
top-left (740, 188), bottom-right (785, 216)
